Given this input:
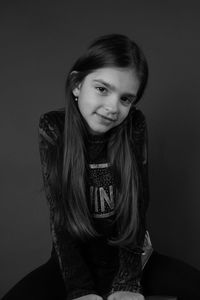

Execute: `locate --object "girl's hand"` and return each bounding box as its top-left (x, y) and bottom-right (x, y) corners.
top-left (107, 291), bottom-right (144, 300)
top-left (73, 294), bottom-right (103, 300)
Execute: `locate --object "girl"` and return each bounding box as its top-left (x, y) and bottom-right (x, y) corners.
top-left (2, 34), bottom-right (200, 300)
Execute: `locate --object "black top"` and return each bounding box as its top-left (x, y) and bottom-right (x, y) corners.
top-left (82, 129), bottom-right (119, 293)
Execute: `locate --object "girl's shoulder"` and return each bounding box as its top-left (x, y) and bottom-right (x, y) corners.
top-left (132, 107), bottom-right (146, 130)
top-left (130, 108), bottom-right (147, 141)
top-left (130, 108), bottom-right (148, 165)
top-left (38, 107), bottom-right (65, 145)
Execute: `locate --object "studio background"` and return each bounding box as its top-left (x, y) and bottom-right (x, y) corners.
top-left (1, 0), bottom-right (200, 297)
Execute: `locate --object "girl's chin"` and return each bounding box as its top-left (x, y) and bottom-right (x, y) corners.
top-left (87, 114), bottom-right (116, 133)
top-left (87, 123), bottom-right (111, 135)
top-left (88, 127), bottom-right (108, 135)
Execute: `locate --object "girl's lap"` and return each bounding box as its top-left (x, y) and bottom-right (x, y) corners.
top-left (142, 251), bottom-right (200, 299)
top-left (1, 258), bottom-right (66, 300)
top-left (2, 252), bottom-right (200, 300)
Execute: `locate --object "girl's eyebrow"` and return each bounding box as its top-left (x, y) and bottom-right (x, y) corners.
top-left (93, 79), bottom-right (136, 98)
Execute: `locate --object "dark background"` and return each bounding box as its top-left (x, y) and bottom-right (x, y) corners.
top-left (1, 0), bottom-right (200, 297)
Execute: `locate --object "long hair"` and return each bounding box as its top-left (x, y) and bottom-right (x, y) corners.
top-left (56, 34), bottom-right (148, 247)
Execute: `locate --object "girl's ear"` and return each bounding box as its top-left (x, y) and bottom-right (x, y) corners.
top-left (72, 86), bottom-right (80, 97)
top-left (70, 71), bottom-right (81, 97)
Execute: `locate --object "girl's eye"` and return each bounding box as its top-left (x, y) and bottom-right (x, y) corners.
top-left (121, 97), bottom-right (132, 105)
top-left (96, 86), bottom-right (107, 93)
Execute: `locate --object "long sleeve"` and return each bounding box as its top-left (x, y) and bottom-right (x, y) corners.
top-left (38, 112), bottom-right (96, 300)
top-left (108, 109), bottom-right (153, 295)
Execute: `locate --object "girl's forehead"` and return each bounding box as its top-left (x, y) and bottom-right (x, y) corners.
top-left (86, 67), bottom-right (140, 93)
top-left (88, 66), bottom-right (136, 77)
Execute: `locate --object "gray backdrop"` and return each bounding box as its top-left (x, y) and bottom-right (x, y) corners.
top-left (1, 0), bottom-right (200, 297)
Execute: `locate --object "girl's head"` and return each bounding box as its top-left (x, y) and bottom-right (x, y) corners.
top-left (66, 33), bottom-right (148, 135)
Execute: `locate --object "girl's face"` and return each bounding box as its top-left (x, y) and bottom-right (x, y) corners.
top-left (72, 67), bottom-right (140, 135)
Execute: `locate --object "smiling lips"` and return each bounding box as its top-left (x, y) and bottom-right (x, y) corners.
top-left (96, 113), bottom-right (117, 122)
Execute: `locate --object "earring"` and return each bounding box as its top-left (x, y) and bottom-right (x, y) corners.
top-left (75, 97), bottom-right (78, 102)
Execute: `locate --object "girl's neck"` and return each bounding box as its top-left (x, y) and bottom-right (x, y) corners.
top-left (87, 128), bottom-right (110, 143)
top-left (82, 117), bottom-right (112, 143)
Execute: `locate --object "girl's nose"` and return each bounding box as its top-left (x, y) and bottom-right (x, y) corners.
top-left (104, 97), bottom-right (119, 115)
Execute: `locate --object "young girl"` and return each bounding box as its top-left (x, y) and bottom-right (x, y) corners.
top-left (2, 34), bottom-right (200, 300)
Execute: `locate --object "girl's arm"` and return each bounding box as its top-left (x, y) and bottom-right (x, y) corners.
top-left (108, 109), bottom-right (152, 296)
top-left (109, 248), bottom-right (143, 294)
top-left (38, 112), bottom-right (97, 300)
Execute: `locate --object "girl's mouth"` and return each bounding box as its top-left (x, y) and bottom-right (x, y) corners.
top-left (96, 113), bottom-right (117, 122)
